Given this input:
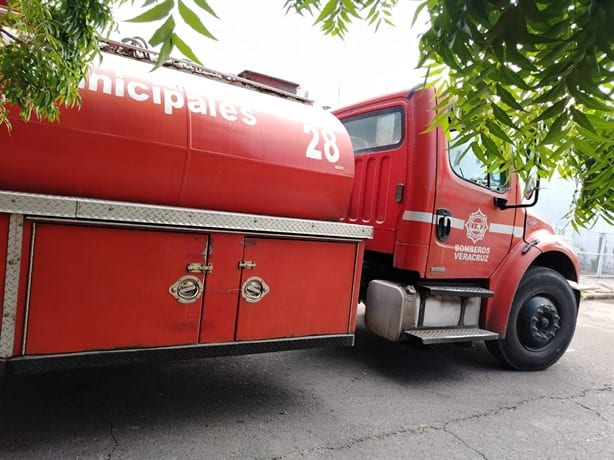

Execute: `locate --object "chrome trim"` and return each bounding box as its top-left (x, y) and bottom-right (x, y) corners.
top-left (0, 214), bottom-right (24, 358)
top-left (21, 222), bottom-right (36, 355)
top-left (0, 190), bottom-right (372, 240)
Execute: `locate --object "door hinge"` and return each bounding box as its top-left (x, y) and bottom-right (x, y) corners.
top-left (238, 260), bottom-right (256, 270)
top-left (186, 262), bottom-right (213, 274)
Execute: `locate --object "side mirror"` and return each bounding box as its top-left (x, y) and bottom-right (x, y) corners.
top-left (494, 176), bottom-right (540, 210)
top-left (523, 176), bottom-right (537, 201)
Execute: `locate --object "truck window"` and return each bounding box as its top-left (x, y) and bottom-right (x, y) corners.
top-left (342, 107), bottom-right (404, 154)
top-left (449, 136), bottom-right (508, 193)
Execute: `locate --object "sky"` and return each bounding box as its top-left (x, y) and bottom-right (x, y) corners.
top-left (113, 0), bottom-right (430, 108)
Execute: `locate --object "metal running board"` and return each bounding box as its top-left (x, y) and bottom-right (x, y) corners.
top-left (404, 328), bottom-right (499, 345)
top-left (416, 284), bottom-right (494, 298)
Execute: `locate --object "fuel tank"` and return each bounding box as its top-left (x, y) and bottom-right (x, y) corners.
top-left (0, 52), bottom-right (354, 220)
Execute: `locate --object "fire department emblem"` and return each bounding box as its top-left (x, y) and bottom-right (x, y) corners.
top-left (465, 209), bottom-right (488, 243)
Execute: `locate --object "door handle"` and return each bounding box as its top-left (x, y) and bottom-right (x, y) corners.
top-left (436, 208), bottom-right (452, 242)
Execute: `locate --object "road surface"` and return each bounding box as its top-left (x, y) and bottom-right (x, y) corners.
top-left (0, 299), bottom-right (612, 459)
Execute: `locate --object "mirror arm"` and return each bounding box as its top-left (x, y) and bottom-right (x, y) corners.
top-left (494, 178), bottom-right (541, 210)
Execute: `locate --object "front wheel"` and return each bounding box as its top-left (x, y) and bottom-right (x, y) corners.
top-left (486, 266), bottom-right (578, 371)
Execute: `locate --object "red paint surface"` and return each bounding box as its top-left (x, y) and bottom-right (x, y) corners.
top-left (347, 241), bottom-right (365, 332)
top-left (235, 238), bottom-right (357, 340)
top-left (25, 224), bottom-right (206, 354)
top-left (336, 93), bottom-right (412, 255)
top-left (199, 233), bottom-right (243, 343)
top-left (0, 53), bottom-right (354, 221)
top-left (336, 89), bottom-right (439, 274)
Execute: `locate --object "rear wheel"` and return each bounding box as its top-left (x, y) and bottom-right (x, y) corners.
top-left (487, 266), bottom-right (577, 371)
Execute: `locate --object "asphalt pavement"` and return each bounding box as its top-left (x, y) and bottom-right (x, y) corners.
top-left (0, 298), bottom-right (611, 459)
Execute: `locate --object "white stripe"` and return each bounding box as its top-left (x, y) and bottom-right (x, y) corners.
top-left (489, 223), bottom-right (524, 237)
top-left (403, 209), bottom-right (524, 237)
top-left (449, 216), bottom-right (465, 230)
top-left (402, 211), bottom-right (435, 224)
top-left (402, 211), bottom-right (465, 229)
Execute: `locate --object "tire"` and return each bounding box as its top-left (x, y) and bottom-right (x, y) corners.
top-left (487, 266), bottom-right (578, 371)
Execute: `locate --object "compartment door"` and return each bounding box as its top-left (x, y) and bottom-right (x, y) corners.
top-left (235, 238), bottom-right (357, 341)
top-left (25, 223), bottom-right (208, 354)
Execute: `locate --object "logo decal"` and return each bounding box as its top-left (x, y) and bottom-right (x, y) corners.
top-left (465, 209), bottom-right (488, 243)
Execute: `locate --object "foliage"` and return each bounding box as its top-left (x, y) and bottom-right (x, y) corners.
top-left (0, 0), bottom-right (216, 128)
top-left (1, 0), bottom-right (613, 227)
top-left (284, 0), bottom-right (614, 228)
top-left (0, 0), bottom-right (116, 127)
top-left (125, 0), bottom-right (217, 68)
top-left (286, 0), bottom-right (399, 37)
top-left (417, 0), bottom-right (614, 228)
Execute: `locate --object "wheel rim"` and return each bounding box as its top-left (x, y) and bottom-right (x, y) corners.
top-left (517, 295), bottom-right (561, 350)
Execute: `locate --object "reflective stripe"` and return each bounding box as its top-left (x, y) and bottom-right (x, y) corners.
top-left (489, 223), bottom-right (514, 235)
top-left (402, 211), bottom-right (435, 224)
top-left (402, 210), bottom-right (464, 228)
top-left (489, 223), bottom-right (524, 237)
top-left (449, 216), bottom-right (465, 230)
top-left (402, 209), bottom-right (523, 237)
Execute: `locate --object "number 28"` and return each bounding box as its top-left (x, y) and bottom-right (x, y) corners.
top-left (304, 125), bottom-right (340, 163)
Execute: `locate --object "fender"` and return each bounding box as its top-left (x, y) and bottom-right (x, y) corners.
top-left (484, 228), bottom-right (580, 337)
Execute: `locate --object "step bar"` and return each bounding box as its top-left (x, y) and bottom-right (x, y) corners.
top-left (416, 283), bottom-right (495, 298)
top-left (404, 327), bottom-right (499, 345)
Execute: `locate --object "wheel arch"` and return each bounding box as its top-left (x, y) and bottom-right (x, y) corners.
top-left (531, 250), bottom-right (581, 307)
top-left (484, 230), bottom-right (580, 337)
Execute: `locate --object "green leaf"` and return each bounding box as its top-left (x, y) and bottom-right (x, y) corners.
top-left (486, 119), bottom-right (513, 143)
top-left (532, 98), bottom-right (568, 123)
top-left (495, 84), bottom-right (525, 112)
top-left (172, 33), bottom-right (201, 64)
top-left (491, 103), bottom-right (517, 129)
top-left (342, 0), bottom-right (360, 18)
top-left (480, 132), bottom-right (500, 156)
top-left (178, 0), bottom-right (216, 39)
top-left (542, 114), bottom-right (567, 145)
top-left (192, 0), bottom-right (219, 18)
top-left (127, 0), bottom-right (174, 23)
top-left (315, 0), bottom-right (338, 24)
top-left (572, 138), bottom-right (595, 156)
top-left (570, 107), bottom-right (597, 134)
top-left (149, 16), bottom-right (175, 47)
top-left (571, 89), bottom-right (612, 112)
top-left (153, 38), bottom-right (173, 70)
top-left (412, 1), bottom-right (428, 27)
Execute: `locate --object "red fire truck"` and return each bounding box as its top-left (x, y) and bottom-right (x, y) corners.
top-left (335, 89), bottom-right (580, 371)
top-left (0, 40), bottom-right (579, 374)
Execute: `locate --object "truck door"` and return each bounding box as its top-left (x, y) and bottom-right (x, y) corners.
top-left (341, 105), bottom-right (407, 253)
top-left (425, 134), bottom-right (519, 279)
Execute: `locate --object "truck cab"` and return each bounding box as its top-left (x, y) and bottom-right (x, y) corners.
top-left (334, 87), bottom-right (581, 371)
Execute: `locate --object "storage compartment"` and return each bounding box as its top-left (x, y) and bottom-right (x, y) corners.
top-left (25, 223), bottom-right (208, 354)
top-left (235, 237), bottom-right (358, 340)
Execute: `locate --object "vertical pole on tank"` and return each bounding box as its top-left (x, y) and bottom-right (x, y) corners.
top-left (0, 214), bottom-right (23, 359)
